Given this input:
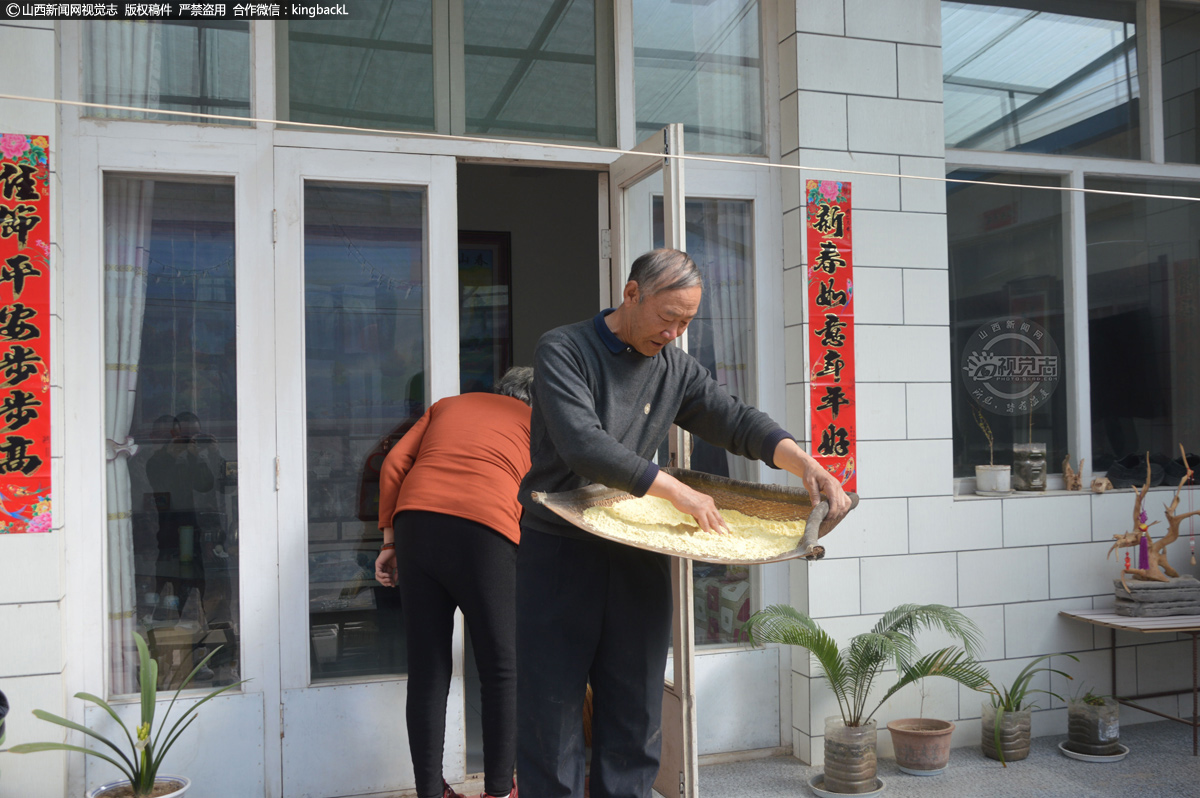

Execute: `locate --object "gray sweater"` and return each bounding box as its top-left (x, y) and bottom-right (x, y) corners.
top-left (519, 311), bottom-right (792, 539)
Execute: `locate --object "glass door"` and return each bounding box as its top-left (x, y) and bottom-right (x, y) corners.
top-left (608, 125), bottom-right (700, 798)
top-left (274, 147), bottom-right (460, 798)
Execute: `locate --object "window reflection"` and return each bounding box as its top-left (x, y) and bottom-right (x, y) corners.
top-left (634, 0), bottom-right (763, 155)
top-left (947, 171), bottom-right (1068, 478)
top-left (1163, 4), bottom-right (1200, 164)
top-left (942, 1), bottom-right (1140, 158)
top-left (1085, 178), bottom-right (1200, 473)
top-left (654, 196), bottom-right (757, 646)
top-left (464, 0), bottom-right (599, 141)
top-left (287, 2), bottom-right (436, 132)
top-left (106, 177), bottom-right (241, 695)
top-left (304, 182), bottom-right (425, 680)
top-left (84, 21), bottom-right (251, 124)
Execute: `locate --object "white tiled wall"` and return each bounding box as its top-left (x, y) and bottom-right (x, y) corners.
top-left (0, 24), bottom-right (67, 798)
top-left (778, 0), bottom-right (1200, 765)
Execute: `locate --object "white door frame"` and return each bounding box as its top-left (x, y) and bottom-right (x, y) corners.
top-left (272, 146), bottom-right (461, 798)
top-left (65, 133), bottom-right (279, 797)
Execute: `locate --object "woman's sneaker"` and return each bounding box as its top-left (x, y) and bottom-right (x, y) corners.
top-left (443, 781), bottom-right (465, 798)
top-left (481, 777), bottom-right (517, 798)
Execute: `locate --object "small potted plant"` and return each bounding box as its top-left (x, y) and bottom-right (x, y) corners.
top-left (745, 603), bottom-right (990, 794)
top-left (972, 405), bottom-right (1010, 495)
top-left (982, 654), bottom-right (1076, 765)
top-left (886, 674), bottom-right (969, 777)
top-left (1064, 687), bottom-right (1121, 758)
top-left (4, 632), bottom-right (244, 797)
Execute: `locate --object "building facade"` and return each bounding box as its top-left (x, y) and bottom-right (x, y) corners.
top-left (1, 1), bottom-right (1198, 796)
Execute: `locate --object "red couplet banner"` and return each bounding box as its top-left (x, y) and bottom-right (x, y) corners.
top-left (0, 134), bottom-right (51, 533)
top-left (806, 180), bottom-right (856, 493)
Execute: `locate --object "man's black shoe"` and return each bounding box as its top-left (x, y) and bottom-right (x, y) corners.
top-left (1106, 454), bottom-right (1165, 489)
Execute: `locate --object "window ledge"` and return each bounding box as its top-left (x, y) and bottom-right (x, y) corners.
top-left (954, 483), bottom-right (1200, 500)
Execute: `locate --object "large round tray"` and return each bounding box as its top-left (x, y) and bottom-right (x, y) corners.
top-left (531, 467), bottom-right (858, 565)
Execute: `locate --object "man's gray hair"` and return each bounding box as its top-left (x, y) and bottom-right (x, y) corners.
top-left (494, 366), bottom-right (534, 406)
top-left (628, 248), bottom-right (702, 298)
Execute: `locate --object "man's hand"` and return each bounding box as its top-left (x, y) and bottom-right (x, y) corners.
top-left (774, 438), bottom-right (852, 520)
top-left (647, 471), bottom-right (729, 535)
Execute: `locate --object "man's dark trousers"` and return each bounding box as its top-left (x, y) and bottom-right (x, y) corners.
top-left (516, 527), bottom-right (673, 798)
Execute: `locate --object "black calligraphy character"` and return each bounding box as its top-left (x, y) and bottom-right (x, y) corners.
top-left (812, 240), bottom-right (846, 275)
top-left (0, 434), bottom-right (41, 475)
top-left (1, 254), bottom-right (41, 300)
top-left (812, 202), bottom-right (845, 238)
top-left (816, 314), bottom-right (847, 348)
top-left (815, 349), bottom-right (845, 382)
top-left (0, 389), bottom-right (40, 431)
top-left (816, 385), bottom-right (850, 419)
top-left (817, 424), bottom-right (851, 458)
top-left (814, 278), bottom-right (848, 309)
top-left (0, 205), bottom-right (40, 247)
top-left (0, 163), bottom-right (39, 202)
top-left (0, 344), bottom-right (41, 386)
top-left (0, 304), bottom-right (38, 342)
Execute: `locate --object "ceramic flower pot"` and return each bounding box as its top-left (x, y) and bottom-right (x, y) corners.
top-left (1066, 697), bottom-right (1120, 756)
top-left (981, 704), bottom-right (1030, 763)
top-left (887, 718), bottom-right (955, 775)
top-left (975, 465), bottom-right (1011, 494)
top-left (87, 776), bottom-right (190, 798)
top-left (823, 717), bottom-right (877, 794)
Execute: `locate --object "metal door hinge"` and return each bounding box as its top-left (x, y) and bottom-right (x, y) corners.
top-left (272, 209), bottom-right (278, 244)
top-left (600, 228), bottom-right (611, 259)
top-left (275, 456), bottom-right (281, 491)
top-left (678, 771), bottom-right (684, 797)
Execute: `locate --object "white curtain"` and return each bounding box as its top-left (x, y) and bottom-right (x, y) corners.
top-left (84, 22), bottom-right (162, 118)
top-left (104, 177), bottom-right (155, 695)
top-left (705, 202), bottom-right (755, 481)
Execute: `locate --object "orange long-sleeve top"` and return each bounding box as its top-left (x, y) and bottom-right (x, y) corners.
top-left (377, 392), bottom-right (532, 545)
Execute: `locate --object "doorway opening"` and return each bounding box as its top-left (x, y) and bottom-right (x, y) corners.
top-left (456, 162), bottom-right (600, 774)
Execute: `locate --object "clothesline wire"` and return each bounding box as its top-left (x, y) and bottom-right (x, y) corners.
top-left (4, 93), bottom-right (1200, 204)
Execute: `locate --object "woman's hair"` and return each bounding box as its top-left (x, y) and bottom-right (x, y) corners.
top-left (628, 248), bottom-right (702, 297)
top-left (494, 365), bottom-right (534, 406)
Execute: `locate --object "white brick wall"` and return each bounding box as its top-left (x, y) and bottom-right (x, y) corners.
top-left (0, 25), bottom-right (68, 798)
top-left (777, 0), bottom-right (1200, 766)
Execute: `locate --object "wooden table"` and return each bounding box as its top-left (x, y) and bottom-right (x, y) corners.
top-left (1059, 609), bottom-right (1200, 755)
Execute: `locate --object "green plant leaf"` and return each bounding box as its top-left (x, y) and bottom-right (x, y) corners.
top-left (133, 632), bottom-right (157, 731)
top-left (20, 709), bottom-right (137, 777)
top-left (153, 644), bottom-right (225, 752)
top-left (5, 741), bottom-right (135, 784)
top-left (745, 605), bottom-right (853, 724)
top-left (151, 679), bottom-right (246, 773)
top-left (74, 692), bottom-right (137, 766)
top-left (868, 648), bottom-right (991, 723)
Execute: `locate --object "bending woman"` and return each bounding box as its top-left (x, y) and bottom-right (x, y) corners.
top-left (376, 366), bottom-right (533, 798)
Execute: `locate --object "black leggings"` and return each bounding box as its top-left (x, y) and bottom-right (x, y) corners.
top-left (397, 510), bottom-right (518, 798)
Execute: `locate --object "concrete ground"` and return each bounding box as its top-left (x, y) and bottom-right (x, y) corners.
top-left (697, 720), bottom-right (1200, 798)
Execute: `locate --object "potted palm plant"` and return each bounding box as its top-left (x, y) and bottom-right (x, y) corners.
top-left (745, 603), bottom-right (990, 795)
top-left (981, 653), bottom-right (1075, 765)
top-left (4, 632), bottom-right (244, 797)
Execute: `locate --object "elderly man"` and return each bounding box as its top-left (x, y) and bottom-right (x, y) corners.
top-left (516, 248), bottom-right (851, 798)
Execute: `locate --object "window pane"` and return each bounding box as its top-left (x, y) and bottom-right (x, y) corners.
top-left (304, 181), bottom-right (425, 680)
top-left (464, 0), bottom-right (599, 141)
top-left (1163, 4), bottom-right (1200, 164)
top-left (654, 196), bottom-right (757, 646)
top-left (84, 21), bottom-right (251, 124)
top-left (942, 1), bottom-right (1140, 158)
top-left (948, 171), bottom-right (1068, 479)
top-left (287, 2), bottom-right (436, 132)
top-left (634, 0), bottom-right (763, 155)
top-left (107, 177), bottom-right (241, 694)
top-left (1085, 178), bottom-right (1200, 474)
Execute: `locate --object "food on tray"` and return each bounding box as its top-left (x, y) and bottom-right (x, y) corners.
top-left (581, 495), bottom-right (807, 561)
